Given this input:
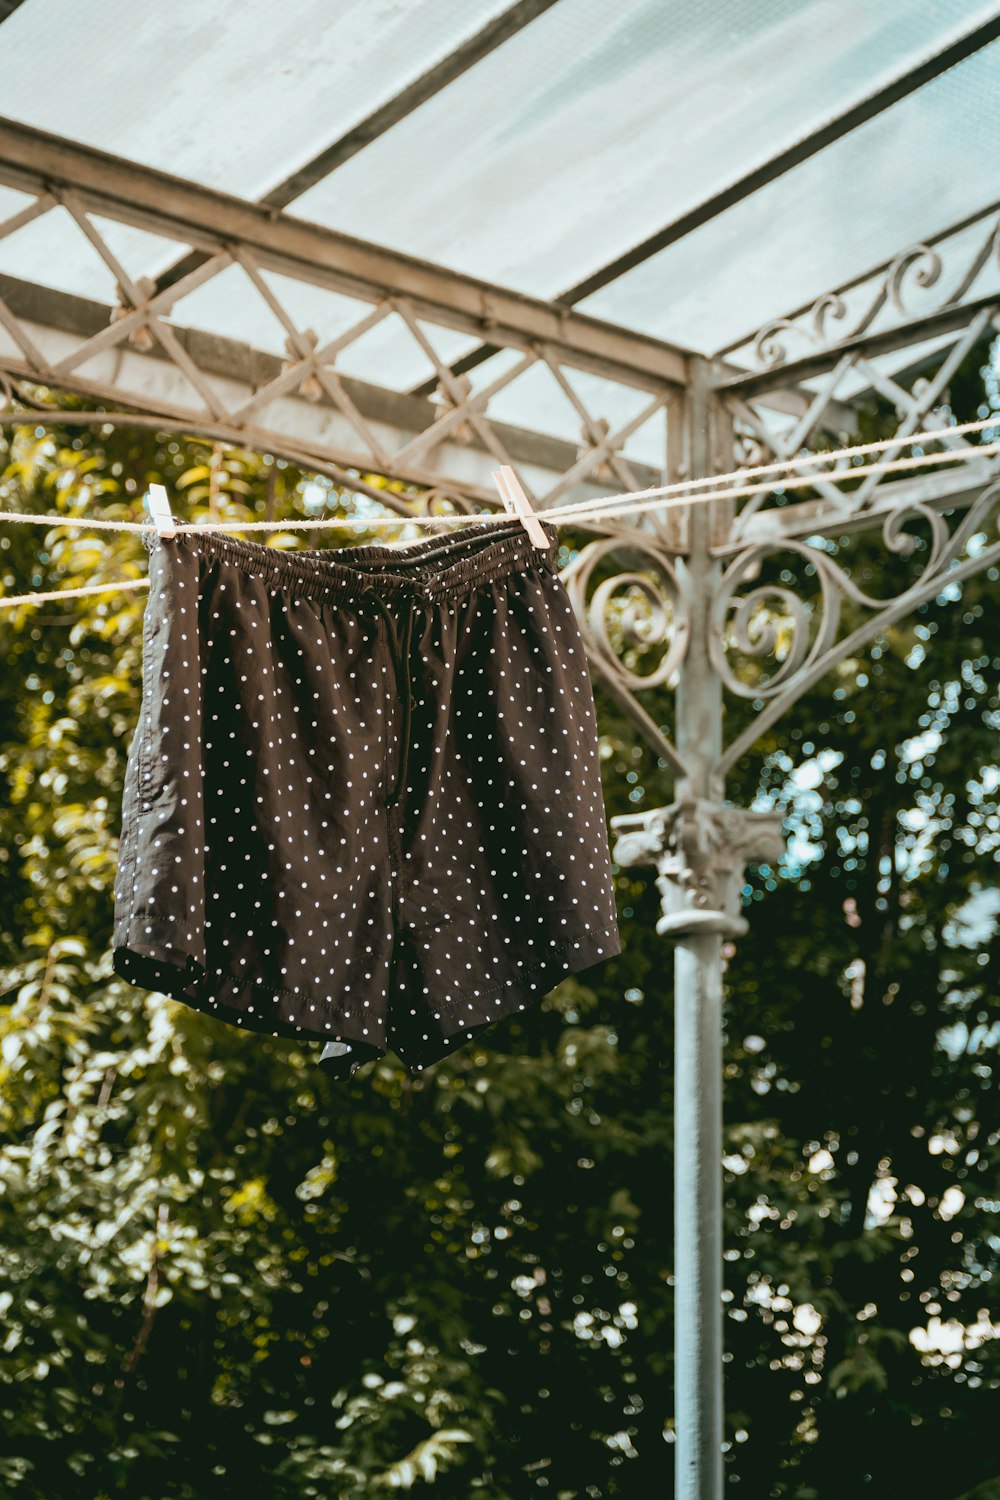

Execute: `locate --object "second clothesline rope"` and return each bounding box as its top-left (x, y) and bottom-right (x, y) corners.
top-left (1, 417), bottom-right (998, 609)
top-left (0, 424), bottom-right (996, 540)
top-left (0, 413), bottom-right (994, 537)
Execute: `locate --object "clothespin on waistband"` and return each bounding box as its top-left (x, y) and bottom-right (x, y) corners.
top-left (492, 465), bottom-right (550, 550)
top-left (145, 483), bottom-right (177, 538)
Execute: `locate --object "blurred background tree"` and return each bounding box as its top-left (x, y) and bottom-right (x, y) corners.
top-left (0, 341), bottom-right (997, 1499)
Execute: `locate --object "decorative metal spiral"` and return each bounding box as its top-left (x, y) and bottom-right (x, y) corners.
top-left (751, 319), bottom-right (797, 371)
top-left (709, 541), bottom-right (840, 698)
top-left (739, 213), bottom-right (998, 371)
top-left (887, 243), bottom-right (941, 312)
top-left (561, 527), bottom-right (690, 692)
top-left (709, 491), bottom-right (998, 700)
top-left (811, 292), bottom-right (848, 347)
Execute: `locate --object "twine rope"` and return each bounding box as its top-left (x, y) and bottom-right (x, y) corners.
top-left (1, 417), bottom-right (997, 610)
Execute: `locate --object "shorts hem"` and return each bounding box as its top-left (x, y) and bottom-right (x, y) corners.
top-left (111, 915), bottom-right (622, 1076)
top-left (435, 922), bottom-right (621, 1015)
top-left (111, 940), bottom-right (388, 1055)
top-left (399, 920), bottom-right (622, 1074)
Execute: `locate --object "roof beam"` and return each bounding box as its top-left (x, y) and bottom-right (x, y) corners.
top-left (0, 117), bottom-right (690, 391)
top-left (0, 272), bottom-right (662, 502)
top-left (717, 461), bottom-right (1000, 554)
top-left (412, 12), bottom-right (1000, 393)
top-left (155, 0), bottom-right (560, 293)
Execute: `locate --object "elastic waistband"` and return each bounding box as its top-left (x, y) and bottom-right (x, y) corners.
top-left (155, 515), bottom-right (560, 605)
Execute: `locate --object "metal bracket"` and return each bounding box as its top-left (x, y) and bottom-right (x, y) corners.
top-left (612, 798), bottom-right (786, 938)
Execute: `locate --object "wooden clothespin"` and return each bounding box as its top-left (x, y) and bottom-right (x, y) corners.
top-left (146, 483), bottom-right (176, 538)
top-left (492, 465), bottom-right (550, 550)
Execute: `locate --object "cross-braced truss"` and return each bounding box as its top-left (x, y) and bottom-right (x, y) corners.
top-left (0, 118), bottom-right (997, 790)
top-left (0, 119), bottom-right (689, 517)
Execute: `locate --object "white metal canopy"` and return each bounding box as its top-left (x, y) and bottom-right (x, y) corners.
top-left (1, 0), bottom-right (998, 468)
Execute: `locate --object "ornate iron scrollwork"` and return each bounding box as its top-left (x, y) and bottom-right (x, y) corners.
top-left (561, 527), bottom-right (690, 691)
top-left (712, 481), bottom-right (1000, 776)
top-left (711, 489), bottom-right (998, 704)
top-left (739, 213), bottom-right (998, 372)
top-left (559, 525), bottom-right (691, 771)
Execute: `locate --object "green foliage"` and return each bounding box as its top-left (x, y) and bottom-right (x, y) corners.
top-left (0, 356), bottom-right (998, 1500)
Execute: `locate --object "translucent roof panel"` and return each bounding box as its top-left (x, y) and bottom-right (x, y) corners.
top-left (0, 0), bottom-right (513, 199)
top-left (1, 0), bottom-right (997, 409)
top-left (580, 38), bottom-right (1000, 357)
top-left (289, 0), bottom-right (998, 308)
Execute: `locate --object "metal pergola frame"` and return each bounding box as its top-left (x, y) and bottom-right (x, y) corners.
top-left (2, 15), bottom-right (999, 1493)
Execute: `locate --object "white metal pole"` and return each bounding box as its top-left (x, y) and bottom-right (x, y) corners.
top-left (673, 932), bottom-right (725, 1499)
top-left (674, 357), bottom-right (724, 1500)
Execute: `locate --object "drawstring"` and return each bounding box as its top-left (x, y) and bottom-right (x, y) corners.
top-left (365, 590), bottom-right (418, 805)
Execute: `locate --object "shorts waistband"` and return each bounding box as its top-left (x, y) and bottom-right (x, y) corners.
top-left (155, 515), bottom-right (560, 605)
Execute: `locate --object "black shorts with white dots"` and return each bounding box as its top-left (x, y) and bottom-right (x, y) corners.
top-left (112, 515), bottom-right (621, 1078)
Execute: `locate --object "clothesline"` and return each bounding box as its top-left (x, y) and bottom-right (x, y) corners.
top-left (1, 418), bottom-right (997, 610)
top-left (539, 414), bottom-right (999, 520)
top-left (3, 411), bottom-right (995, 528)
top-left (0, 434), bottom-right (996, 541)
top-left (0, 578), bottom-right (152, 607)
top-left (2, 435), bottom-right (996, 542)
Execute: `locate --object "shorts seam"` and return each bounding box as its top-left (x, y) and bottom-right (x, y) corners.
top-left (436, 922), bottom-right (620, 1011)
top-left (124, 604), bottom-right (155, 937)
top-left (113, 944), bottom-right (384, 1052)
top-left (122, 935), bottom-right (328, 1007)
top-left (205, 964), bottom-right (322, 1006)
top-left (119, 920), bottom-right (619, 1016)
top-left (136, 593), bottom-right (157, 792)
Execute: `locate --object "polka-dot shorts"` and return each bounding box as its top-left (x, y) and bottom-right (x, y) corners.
top-left (112, 515), bottom-right (621, 1078)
